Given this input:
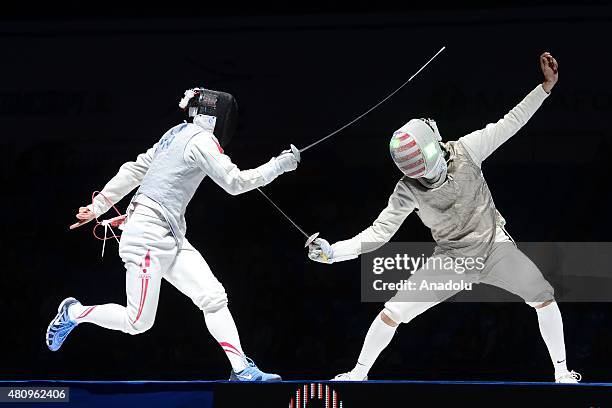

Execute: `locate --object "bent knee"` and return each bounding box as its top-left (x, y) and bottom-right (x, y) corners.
top-left (527, 298), bottom-right (555, 309)
top-left (126, 317), bottom-right (155, 335)
top-left (383, 301), bottom-right (435, 325)
top-left (522, 282), bottom-right (555, 307)
top-left (200, 291), bottom-right (228, 314)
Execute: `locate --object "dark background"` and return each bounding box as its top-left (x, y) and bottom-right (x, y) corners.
top-left (1, 1), bottom-right (611, 382)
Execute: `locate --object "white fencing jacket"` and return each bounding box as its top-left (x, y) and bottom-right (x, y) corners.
top-left (331, 84), bottom-right (550, 261)
top-left (88, 118), bottom-right (282, 230)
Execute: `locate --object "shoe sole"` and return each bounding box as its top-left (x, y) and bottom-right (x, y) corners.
top-left (331, 376), bottom-right (368, 381)
top-left (45, 297), bottom-right (78, 351)
top-left (228, 373), bottom-right (282, 382)
top-left (228, 377), bottom-right (283, 382)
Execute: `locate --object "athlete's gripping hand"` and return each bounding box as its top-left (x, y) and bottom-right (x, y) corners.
top-left (274, 145), bottom-right (300, 174)
top-left (308, 238), bottom-right (334, 264)
top-left (540, 52), bottom-right (558, 93)
top-left (70, 206), bottom-right (95, 230)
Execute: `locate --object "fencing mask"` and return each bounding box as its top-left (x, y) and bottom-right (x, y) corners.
top-left (179, 88), bottom-right (238, 147)
top-left (389, 118), bottom-right (446, 180)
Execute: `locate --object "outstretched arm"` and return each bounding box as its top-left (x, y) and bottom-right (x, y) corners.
top-left (309, 180), bottom-right (417, 263)
top-left (460, 52), bottom-right (559, 167)
top-left (91, 143), bottom-right (158, 213)
top-left (71, 143), bottom-right (158, 229)
top-left (185, 133), bottom-right (299, 195)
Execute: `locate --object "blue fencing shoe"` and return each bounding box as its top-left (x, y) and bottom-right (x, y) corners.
top-left (229, 358), bottom-right (282, 382)
top-left (46, 297), bottom-right (80, 351)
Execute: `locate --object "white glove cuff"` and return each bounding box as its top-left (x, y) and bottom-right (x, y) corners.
top-left (257, 158), bottom-right (281, 185)
top-left (330, 241), bottom-right (360, 262)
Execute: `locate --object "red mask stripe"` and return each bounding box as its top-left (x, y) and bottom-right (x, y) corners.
top-left (400, 158), bottom-right (425, 170)
top-left (395, 149), bottom-right (422, 162)
top-left (395, 139), bottom-right (417, 152)
top-left (406, 166), bottom-right (426, 177)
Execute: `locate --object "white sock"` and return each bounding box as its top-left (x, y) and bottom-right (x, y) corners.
top-left (68, 303), bottom-right (129, 332)
top-left (535, 302), bottom-right (568, 374)
top-left (352, 314), bottom-right (398, 379)
top-left (204, 306), bottom-right (248, 373)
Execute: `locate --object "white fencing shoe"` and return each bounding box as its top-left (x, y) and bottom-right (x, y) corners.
top-left (331, 371), bottom-right (367, 381)
top-left (555, 370), bottom-right (582, 384)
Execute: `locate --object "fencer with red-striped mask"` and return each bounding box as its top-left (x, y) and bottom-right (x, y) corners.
top-left (45, 87), bottom-right (297, 381)
top-left (309, 53), bottom-right (581, 384)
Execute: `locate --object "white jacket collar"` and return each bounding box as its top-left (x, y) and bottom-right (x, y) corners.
top-left (193, 114), bottom-right (217, 133)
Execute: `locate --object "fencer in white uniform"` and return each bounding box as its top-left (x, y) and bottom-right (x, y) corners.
top-left (308, 53), bottom-right (581, 383)
top-left (46, 88), bottom-right (298, 381)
